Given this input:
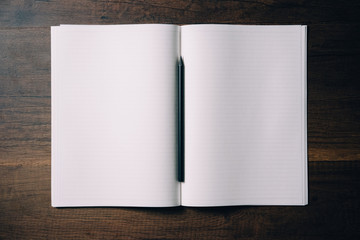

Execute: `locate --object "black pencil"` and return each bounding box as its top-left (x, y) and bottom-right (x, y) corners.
top-left (178, 57), bottom-right (184, 182)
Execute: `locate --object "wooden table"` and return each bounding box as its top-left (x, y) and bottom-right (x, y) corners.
top-left (0, 1), bottom-right (359, 239)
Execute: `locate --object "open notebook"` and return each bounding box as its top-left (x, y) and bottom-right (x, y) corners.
top-left (51, 24), bottom-right (307, 207)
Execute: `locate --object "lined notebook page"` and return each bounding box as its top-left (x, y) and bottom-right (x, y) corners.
top-left (52, 25), bottom-right (180, 207)
top-left (181, 25), bottom-right (307, 206)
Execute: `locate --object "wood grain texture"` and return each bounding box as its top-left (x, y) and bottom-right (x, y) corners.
top-left (0, 0), bottom-right (359, 239)
top-left (0, 0), bottom-right (359, 26)
top-left (0, 162), bottom-right (359, 239)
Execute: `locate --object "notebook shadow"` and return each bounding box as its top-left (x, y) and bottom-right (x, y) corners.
top-left (54, 205), bottom-right (251, 215)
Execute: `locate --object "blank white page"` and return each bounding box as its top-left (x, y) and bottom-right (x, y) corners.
top-left (181, 25), bottom-right (307, 206)
top-left (52, 25), bottom-right (180, 207)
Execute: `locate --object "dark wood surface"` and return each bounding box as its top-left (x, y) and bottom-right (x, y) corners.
top-left (0, 0), bottom-right (359, 239)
